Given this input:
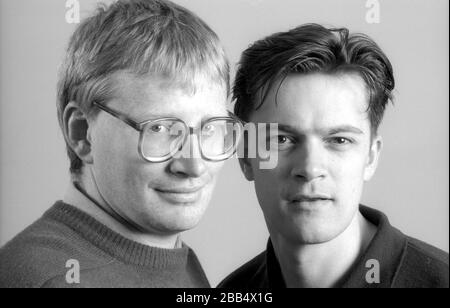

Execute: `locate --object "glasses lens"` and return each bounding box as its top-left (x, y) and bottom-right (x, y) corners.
top-left (200, 119), bottom-right (242, 160)
top-left (141, 120), bottom-right (186, 159)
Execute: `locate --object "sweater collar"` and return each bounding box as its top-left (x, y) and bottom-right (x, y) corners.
top-left (44, 201), bottom-right (189, 269)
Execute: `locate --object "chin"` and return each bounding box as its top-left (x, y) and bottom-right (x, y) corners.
top-left (145, 206), bottom-right (206, 234)
top-left (155, 222), bottom-right (197, 234)
top-left (280, 217), bottom-right (347, 245)
top-left (289, 229), bottom-right (340, 245)
top-left (170, 211), bottom-right (205, 230)
top-left (140, 218), bottom-right (200, 234)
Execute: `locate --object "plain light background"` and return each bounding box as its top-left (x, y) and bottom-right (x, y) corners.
top-left (0, 0), bottom-right (448, 287)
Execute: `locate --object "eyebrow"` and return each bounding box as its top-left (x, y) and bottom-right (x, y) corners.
top-left (136, 112), bottom-right (232, 124)
top-left (275, 124), bottom-right (364, 135)
top-left (327, 125), bottom-right (364, 135)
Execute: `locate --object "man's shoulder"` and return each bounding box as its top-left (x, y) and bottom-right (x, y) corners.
top-left (0, 218), bottom-right (68, 287)
top-left (406, 237), bottom-right (449, 265)
top-left (0, 207), bottom-right (110, 288)
top-left (218, 251), bottom-right (267, 288)
top-left (393, 236), bottom-right (449, 288)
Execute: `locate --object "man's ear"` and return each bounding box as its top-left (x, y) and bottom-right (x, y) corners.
top-left (239, 158), bottom-right (254, 181)
top-left (62, 102), bottom-right (94, 165)
top-left (364, 135), bottom-right (383, 181)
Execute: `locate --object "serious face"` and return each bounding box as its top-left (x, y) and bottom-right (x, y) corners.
top-left (242, 73), bottom-right (381, 244)
top-left (88, 72), bottom-right (228, 235)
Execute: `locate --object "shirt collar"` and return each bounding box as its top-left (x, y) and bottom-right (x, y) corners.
top-left (265, 205), bottom-right (407, 288)
top-left (339, 205), bottom-right (407, 287)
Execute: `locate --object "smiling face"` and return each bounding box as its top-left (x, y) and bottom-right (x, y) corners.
top-left (242, 73), bottom-right (382, 244)
top-left (87, 72), bottom-right (228, 235)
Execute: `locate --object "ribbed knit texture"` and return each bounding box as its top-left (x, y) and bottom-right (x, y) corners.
top-left (0, 201), bottom-right (210, 288)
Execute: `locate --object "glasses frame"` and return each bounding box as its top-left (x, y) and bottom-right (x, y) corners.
top-left (93, 101), bottom-right (243, 163)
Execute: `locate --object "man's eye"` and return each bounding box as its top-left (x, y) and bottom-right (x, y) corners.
top-left (269, 135), bottom-right (293, 144)
top-left (150, 124), bottom-right (168, 133)
top-left (267, 135), bottom-right (295, 149)
top-left (329, 137), bottom-right (352, 145)
top-left (277, 136), bottom-right (289, 144)
top-left (202, 124), bottom-right (216, 134)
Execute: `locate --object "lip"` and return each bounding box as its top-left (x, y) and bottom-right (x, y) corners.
top-left (289, 194), bottom-right (333, 202)
top-left (285, 193), bottom-right (333, 210)
top-left (156, 186), bottom-right (204, 194)
top-left (155, 186), bottom-right (204, 204)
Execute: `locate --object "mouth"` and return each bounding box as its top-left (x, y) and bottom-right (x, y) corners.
top-left (155, 186), bottom-right (204, 204)
top-left (290, 195), bottom-right (332, 202)
top-left (287, 194), bottom-right (333, 209)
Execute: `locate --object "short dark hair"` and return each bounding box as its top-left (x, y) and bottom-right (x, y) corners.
top-left (57, 0), bottom-right (229, 175)
top-left (233, 23), bottom-right (394, 135)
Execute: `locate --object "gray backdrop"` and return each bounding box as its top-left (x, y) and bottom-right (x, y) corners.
top-left (0, 0), bottom-right (448, 287)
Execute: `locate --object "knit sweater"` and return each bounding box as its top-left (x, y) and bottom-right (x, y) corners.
top-left (0, 201), bottom-right (210, 288)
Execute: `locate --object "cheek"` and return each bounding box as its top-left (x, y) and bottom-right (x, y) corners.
top-left (332, 152), bottom-right (367, 198)
top-left (93, 122), bottom-right (136, 161)
top-left (332, 144), bottom-right (369, 174)
top-left (93, 129), bottom-right (145, 185)
top-left (252, 167), bottom-right (284, 210)
top-left (252, 154), bottom-right (290, 186)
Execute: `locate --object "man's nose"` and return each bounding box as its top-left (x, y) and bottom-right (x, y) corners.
top-left (290, 140), bottom-right (326, 182)
top-left (169, 134), bottom-right (207, 178)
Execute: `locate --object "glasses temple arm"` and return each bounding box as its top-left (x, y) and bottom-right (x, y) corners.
top-left (93, 101), bottom-right (142, 131)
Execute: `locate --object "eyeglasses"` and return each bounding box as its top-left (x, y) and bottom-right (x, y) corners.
top-left (93, 101), bottom-right (243, 163)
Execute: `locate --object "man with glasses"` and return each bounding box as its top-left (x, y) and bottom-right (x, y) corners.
top-left (0, 0), bottom-right (241, 288)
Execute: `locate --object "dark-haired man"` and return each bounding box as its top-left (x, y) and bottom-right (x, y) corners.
top-left (220, 24), bottom-right (448, 288)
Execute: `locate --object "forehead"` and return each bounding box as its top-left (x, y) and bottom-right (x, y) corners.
top-left (251, 73), bottom-right (370, 132)
top-left (107, 71), bottom-right (228, 120)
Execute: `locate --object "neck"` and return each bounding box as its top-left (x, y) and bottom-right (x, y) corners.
top-left (271, 212), bottom-right (376, 288)
top-left (63, 170), bottom-right (179, 249)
